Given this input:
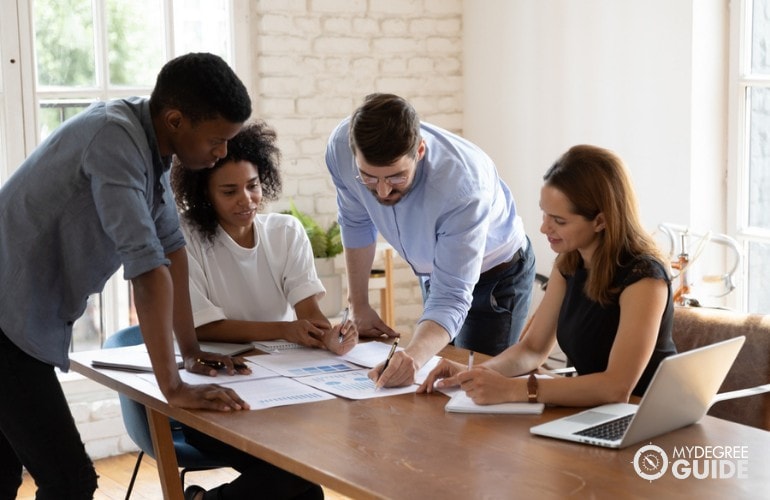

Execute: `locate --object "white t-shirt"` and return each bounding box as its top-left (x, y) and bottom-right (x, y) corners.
top-left (181, 213), bottom-right (325, 328)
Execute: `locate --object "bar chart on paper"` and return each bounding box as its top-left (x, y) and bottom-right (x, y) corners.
top-left (223, 377), bottom-right (336, 410)
top-left (247, 350), bottom-right (360, 378)
top-left (296, 369), bottom-right (418, 399)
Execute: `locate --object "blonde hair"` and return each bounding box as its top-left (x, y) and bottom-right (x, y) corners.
top-left (544, 145), bottom-right (667, 305)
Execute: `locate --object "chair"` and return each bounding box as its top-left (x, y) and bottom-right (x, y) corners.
top-left (103, 326), bottom-right (228, 499)
top-left (369, 244), bottom-right (395, 328)
top-left (671, 306), bottom-right (770, 430)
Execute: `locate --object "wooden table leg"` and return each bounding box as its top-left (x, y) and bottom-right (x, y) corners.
top-left (146, 407), bottom-right (183, 500)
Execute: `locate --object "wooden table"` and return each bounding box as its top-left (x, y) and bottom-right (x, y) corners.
top-left (70, 346), bottom-right (770, 499)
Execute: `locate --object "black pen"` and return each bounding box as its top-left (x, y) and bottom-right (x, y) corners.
top-left (382, 337), bottom-right (400, 372)
top-left (375, 338), bottom-right (400, 389)
top-left (338, 307), bottom-right (349, 343)
top-left (196, 358), bottom-right (248, 370)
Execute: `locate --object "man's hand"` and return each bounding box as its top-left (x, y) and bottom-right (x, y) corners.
top-left (368, 349), bottom-right (416, 388)
top-left (353, 304), bottom-right (399, 338)
top-left (165, 381), bottom-right (251, 411)
top-left (183, 351), bottom-right (252, 377)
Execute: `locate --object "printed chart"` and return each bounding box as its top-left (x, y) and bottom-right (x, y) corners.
top-left (296, 369), bottom-right (418, 399)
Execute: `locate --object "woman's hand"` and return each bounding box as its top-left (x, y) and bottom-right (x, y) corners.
top-left (283, 319), bottom-right (328, 348)
top-left (456, 366), bottom-right (520, 405)
top-left (416, 358), bottom-right (466, 393)
top-left (324, 317), bottom-right (358, 355)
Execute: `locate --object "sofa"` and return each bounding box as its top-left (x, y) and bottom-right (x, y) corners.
top-left (672, 306), bottom-right (770, 431)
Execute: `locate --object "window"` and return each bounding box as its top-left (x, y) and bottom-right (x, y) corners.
top-left (730, 0), bottom-right (770, 314)
top-left (1, 0), bottom-right (242, 350)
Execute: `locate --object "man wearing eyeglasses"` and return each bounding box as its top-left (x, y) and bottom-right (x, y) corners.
top-left (325, 93), bottom-right (535, 388)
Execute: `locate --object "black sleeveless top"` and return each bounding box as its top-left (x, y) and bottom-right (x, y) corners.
top-left (556, 255), bottom-right (677, 396)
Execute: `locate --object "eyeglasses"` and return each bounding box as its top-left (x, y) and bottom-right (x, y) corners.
top-left (355, 173), bottom-right (409, 187)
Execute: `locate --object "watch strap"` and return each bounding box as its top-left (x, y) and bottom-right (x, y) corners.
top-left (527, 372), bottom-right (538, 403)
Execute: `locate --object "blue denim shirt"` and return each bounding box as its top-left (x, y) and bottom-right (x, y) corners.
top-left (0, 97), bottom-right (185, 370)
top-left (325, 119), bottom-right (526, 338)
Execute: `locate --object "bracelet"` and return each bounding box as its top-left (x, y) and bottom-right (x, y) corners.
top-left (527, 372), bottom-right (538, 403)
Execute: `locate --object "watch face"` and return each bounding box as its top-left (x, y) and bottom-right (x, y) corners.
top-left (633, 444), bottom-right (669, 481)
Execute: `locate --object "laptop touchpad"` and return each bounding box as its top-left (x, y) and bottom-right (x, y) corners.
top-left (566, 411), bottom-right (618, 425)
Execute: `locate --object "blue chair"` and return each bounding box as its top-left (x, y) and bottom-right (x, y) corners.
top-left (103, 325), bottom-right (228, 499)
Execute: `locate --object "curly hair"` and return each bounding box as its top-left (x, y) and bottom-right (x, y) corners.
top-left (150, 52), bottom-right (251, 124)
top-left (170, 121), bottom-right (282, 242)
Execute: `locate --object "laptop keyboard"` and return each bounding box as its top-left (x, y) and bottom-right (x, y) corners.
top-left (574, 413), bottom-right (635, 441)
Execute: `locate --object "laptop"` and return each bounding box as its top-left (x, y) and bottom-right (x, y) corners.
top-left (529, 336), bottom-right (745, 449)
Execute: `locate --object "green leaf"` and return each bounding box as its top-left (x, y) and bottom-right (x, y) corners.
top-left (282, 201), bottom-right (343, 258)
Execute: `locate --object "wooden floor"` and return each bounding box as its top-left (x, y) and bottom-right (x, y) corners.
top-left (18, 452), bottom-right (352, 499)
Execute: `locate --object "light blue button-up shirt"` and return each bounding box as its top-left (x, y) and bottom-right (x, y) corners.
top-left (0, 97), bottom-right (185, 370)
top-left (326, 118), bottom-right (526, 338)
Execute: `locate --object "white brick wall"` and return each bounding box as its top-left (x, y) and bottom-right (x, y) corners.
top-left (252, 0), bottom-right (464, 334)
top-left (69, 0), bottom-right (463, 462)
top-left (62, 373), bottom-right (139, 461)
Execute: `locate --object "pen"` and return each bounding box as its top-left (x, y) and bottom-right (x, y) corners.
top-left (468, 351), bottom-right (474, 370)
top-left (196, 358), bottom-right (248, 370)
top-left (382, 337), bottom-right (400, 372)
top-left (338, 307), bottom-right (349, 343)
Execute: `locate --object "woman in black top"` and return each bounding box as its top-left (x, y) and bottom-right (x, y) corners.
top-left (420, 145), bottom-right (676, 406)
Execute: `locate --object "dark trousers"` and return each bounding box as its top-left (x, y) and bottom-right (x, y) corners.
top-left (0, 328), bottom-right (98, 500)
top-left (182, 426), bottom-right (323, 500)
top-left (421, 239), bottom-right (536, 356)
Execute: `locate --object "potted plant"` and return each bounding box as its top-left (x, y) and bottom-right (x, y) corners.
top-left (282, 202), bottom-right (344, 316)
top-left (282, 201), bottom-right (343, 259)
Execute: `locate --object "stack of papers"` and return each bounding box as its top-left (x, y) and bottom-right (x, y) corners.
top-left (87, 341), bottom-right (538, 414)
top-left (91, 345), bottom-right (183, 372)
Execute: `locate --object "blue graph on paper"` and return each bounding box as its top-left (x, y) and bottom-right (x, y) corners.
top-left (287, 363), bottom-right (354, 377)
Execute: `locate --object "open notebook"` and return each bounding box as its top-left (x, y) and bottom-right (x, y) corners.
top-left (529, 336), bottom-right (745, 449)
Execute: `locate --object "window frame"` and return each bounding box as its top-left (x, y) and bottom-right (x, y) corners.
top-left (1, 0), bottom-right (249, 345)
top-left (727, 0), bottom-right (770, 314)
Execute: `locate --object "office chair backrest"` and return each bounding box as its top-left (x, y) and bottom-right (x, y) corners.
top-left (102, 325), bottom-right (159, 457)
top-left (672, 306), bottom-right (770, 430)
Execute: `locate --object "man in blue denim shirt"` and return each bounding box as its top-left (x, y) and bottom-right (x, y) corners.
top-left (0, 53), bottom-right (252, 499)
top-left (326, 93), bottom-right (535, 389)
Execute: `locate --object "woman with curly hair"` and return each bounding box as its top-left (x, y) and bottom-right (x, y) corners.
top-left (171, 121), bottom-right (356, 354)
top-left (171, 121), bottom-right (357, 500)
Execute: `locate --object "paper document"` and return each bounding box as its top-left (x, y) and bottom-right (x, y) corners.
top-left (246, 349), bottom-right (360, 377)
top-left (91, 345), bottom-right (183, 372)
top-left (222, 377), bottom-right (335, 410)
top-left (296, 356), bottom-right (442, 400)
top-left (198, 341), bottom-right (254, 356)
top-left (172, 341), bottom-right (254, 357)
top-left (137, 360), bottom-right (279, 386)
top-left (296, 369), bottom-right (418, 399)
top-left (341, 341), bottom-right (404, 368)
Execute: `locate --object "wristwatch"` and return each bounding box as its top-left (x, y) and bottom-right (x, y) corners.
top-left (527, 372), bottom-right (538, 403)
